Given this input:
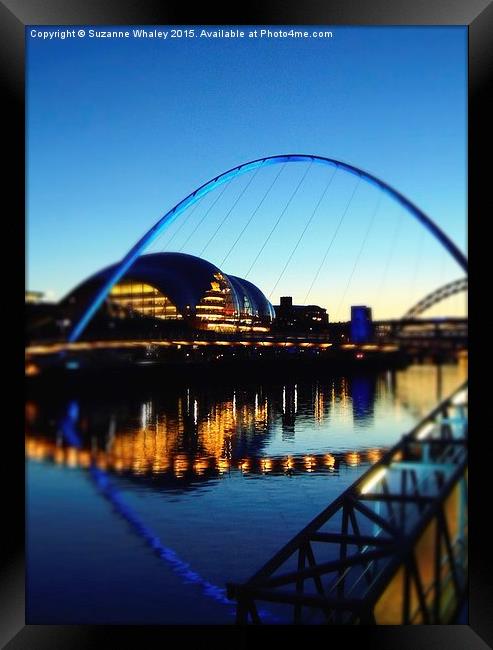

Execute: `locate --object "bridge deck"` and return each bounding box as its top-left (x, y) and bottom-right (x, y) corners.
top-left (226, 383), bottom-right (468, 625)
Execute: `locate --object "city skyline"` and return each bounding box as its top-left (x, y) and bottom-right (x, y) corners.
top-left (27, 26), bottom-right (467, 319)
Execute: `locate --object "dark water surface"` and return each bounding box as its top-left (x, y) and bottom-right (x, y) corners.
top-left (26, 362), bottom-right (466, 624)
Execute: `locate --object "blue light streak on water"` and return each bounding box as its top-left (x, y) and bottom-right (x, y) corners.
top-left (88, 465), bottom-right (236, 610)
top-left (58, 401), bottom-right (278, 622)
top-left (58, 400), bottom-right (82, 449)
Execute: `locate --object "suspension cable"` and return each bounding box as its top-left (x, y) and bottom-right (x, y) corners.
top-left (149, 198), bottom-right (202, 253)
top-left (333, 190), bottom-right (383, 321)
top-left (303, 176), bottom-right (361, 306)
top-left (199, 166), bottom-right (261, 258)
top-left (372, 204), bottom-right (404, 309)
top-left (268, 167), bottom-right (337, 300)
top-left (178, 179), bottom-right (232, 253)
top-left (407, 227), bottom-right (426, 308)
top-left (245, 162), bottom-right (313, 279)
top-left (220, 164), bottom-right (287, 268)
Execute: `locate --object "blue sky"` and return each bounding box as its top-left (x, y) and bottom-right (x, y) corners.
top-left (27, 26), bottom-right (467, 319)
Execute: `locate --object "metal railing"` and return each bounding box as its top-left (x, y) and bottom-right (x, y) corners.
top-left (226, 381), bottom-right (468, 624)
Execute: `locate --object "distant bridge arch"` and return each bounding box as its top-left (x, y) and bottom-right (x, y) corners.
top-left (68, 154), bottom-right (468, 342)
top-left (402, 278), bottom-right (468, 319)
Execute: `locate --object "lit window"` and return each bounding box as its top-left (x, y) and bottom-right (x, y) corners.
top-left (109, 281), bottom-right (180, 320)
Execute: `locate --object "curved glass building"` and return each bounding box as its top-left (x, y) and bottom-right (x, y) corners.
top-left (63, 252), bottom-right (275, 333)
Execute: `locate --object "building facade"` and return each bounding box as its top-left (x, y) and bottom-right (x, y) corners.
top-left (350, 305), bottom-right (373, 343)
top-left (273, 296), bottom-right (329, 332)
top-left (61, 252), bottom-right (275, 335)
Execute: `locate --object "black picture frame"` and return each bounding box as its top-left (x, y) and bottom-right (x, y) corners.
top-left (6, 0), bottom-right (490, 647)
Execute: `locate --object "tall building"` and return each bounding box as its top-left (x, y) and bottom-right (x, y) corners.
top-left (350, 305), bottom-right (373, 343)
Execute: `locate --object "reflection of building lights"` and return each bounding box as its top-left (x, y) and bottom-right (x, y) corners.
top-left (346, 451), bottom-right (360, 466)
top-left (217, 458), bottom-right (230, 474)
top-left (152, 458), bottom-right (170, 474)
top-left (54, 448), bottom-right (65, 464)
top-left (324, 453), bottom-right (335, 468)
top-left (25, 440), bottom-right (38, 459)
top-left (294, 385), bottom-right (298, 413)
top-left (132, 459), bottom-right (146, 474)
top-left (26, 434), bottom-right (392, 488)
top-left (193, 400), bottom-right (198, 425)
top-left (367, 449), bottom-right (381, 464)
top-left (284, 456), bottom-right (294, 471)
top-left (304, 455), bottom-right (316, 472)
top-left (174, 455), bottom-right (189, 477)
top-left (360, 467), bottom-right (387, 494)
top-left (193, 458), bottom-right (209, 475)
top-left (31, 444), bottom-right (44, 460)
top-left (314, 386), bottom-right (324, 424)
top-left (78, 451), bottom-right (91, 468)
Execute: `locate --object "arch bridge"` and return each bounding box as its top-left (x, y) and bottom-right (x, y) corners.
top-left (402, 278), bottom-right (468, 320)
top-left (67, 153), bottom-right (468, 343)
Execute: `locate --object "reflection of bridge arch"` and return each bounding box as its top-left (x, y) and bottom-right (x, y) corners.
top-left (402, 277), bottom-right (468, 319)
top-left (69, 154), bottom-right (468, 342)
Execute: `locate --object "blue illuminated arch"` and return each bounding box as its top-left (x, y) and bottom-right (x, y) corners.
top-left (69, 154), bottom-right (468, 342)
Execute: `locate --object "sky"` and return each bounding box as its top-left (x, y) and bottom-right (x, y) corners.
top-left (27, 26), bottom-right (467, 319)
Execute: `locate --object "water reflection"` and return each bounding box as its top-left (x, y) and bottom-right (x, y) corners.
top-left (393, 361), bottom-right (467, 420)
top-left (26, 362), bottom-right (467, 624)
top-left (26, 436), bottom-right (384, 478)
top-left (351, 374), bottom-right (375, 425)
top-left (26, 364), bottom-right (466, 490)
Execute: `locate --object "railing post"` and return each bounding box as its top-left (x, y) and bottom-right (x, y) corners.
top-left (236, 595), bottom-right (249, 625)
top-left (227, 384), bottom-right (467, 627)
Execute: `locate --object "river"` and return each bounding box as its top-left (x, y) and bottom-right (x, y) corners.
top-left (26, 361), bottom-right (466, 624)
